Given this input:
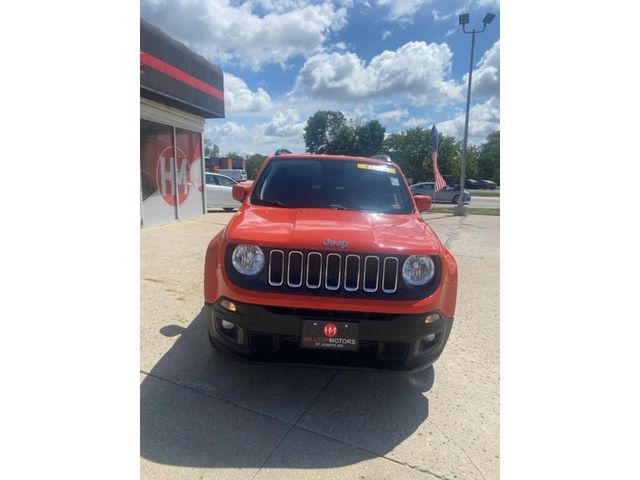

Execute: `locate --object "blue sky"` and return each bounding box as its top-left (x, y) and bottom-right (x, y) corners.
top-left (141, 0), bottom-right (500, 155)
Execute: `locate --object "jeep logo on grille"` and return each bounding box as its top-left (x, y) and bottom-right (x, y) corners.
top-left (322, 239), bottom-right (349, 248)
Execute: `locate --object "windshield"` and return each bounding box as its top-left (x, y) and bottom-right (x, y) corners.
top-left (250, 158), bottom-right (414, 214)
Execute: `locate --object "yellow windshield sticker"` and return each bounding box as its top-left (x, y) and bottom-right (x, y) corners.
top-left (357, 163), bottom-right (396, 174)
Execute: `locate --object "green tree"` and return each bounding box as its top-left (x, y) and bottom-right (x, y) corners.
top-left (477, 130), bottom-right (500, 184)
top-left (204, 138), bottom-right (220, 158)
top-left (246, 153), bottom-right (267, 180)
top-left (303, 111), bottom-right (347, 153)
top-left (436, 135), bottom-right (462, 178)
top-left (352, 120), bottom-right (386, 157)
top-left (303, 111), bottom-right (386, 156)
top-left (224, 151), bottom-right (245, 162)
top-left (381, 127), bottom-right (462, 184)
top-left (464, 145), bottom-right (480, 180)
top-left (383, 128), bottom-right (431, 182)
top-left (329, 125), bottom-right (356, 154)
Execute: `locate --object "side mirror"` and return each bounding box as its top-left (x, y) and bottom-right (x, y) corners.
top-left (414, 194), bottom-right (432, 212)
top-left (232, 183), bottom-right (251, 202)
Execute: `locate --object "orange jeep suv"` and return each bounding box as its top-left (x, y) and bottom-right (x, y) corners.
top-left (204, 152), bottom-right (458, 371)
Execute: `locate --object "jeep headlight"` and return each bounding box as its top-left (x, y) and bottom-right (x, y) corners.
top-left (231, 244), bottom-right (265, 276)
top-left (402, 255), bottom-right (435, 286)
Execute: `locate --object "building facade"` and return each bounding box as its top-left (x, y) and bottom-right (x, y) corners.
top-left (205, 157), bottom-right (247, 172)
top-left (140, 19), bottom-right (225, 226)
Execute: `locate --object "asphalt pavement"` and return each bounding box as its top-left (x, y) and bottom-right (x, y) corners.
top-left (140, 210), bottom-right (500, 479)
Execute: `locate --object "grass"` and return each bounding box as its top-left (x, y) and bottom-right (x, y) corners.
top-left (468, 190), bottom-right (500, 197)
top-left (427, 206), bottom-right (500, 216)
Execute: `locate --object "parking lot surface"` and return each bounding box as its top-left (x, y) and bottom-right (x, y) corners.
top-left (141, 210), bottom-right (500, 480)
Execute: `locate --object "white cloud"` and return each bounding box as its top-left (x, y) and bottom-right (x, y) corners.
top-left (454, 1), bottom-right (499, 17)
top-left (207, 121), bottom-right (246, 139)
top-left (402, 116), bottom-right (431, 128)
top-left (376, 0), bottom-right (431, 22)
top-left (468, 40), bottom-right (499, 97)
top-left (140, 0), bottom-right (349, 69)
top-left (224, 73), bottom-right (272, 113)
top-left (293, 41), bottom-right (463, 105)
top-left (438, 97), bottom-right (499, 143)
top-left (382, 29), bottom-right (392, 40)
top-left (432, 9), bottom-right (452, 22)
top-left (262, 109), bottom-right (306, 138)
top-left (475, 0), bottom-right (499, 8)
top-left (376, 108), bottom-right (409, 124)
top-left (340, 105), bottom-right (407, 125)
top-left (206, 114), bottom-right (307, 156)
top-left (249, 0), bottom-right (322, 13)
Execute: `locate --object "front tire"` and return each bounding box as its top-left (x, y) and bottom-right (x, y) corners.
top-left (452, 195), bottom-right (459, 204)
top-left (409, 365), bottom-right (435, 392)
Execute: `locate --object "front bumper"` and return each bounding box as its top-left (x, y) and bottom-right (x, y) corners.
top-left (206, 298), bottom-right (454, 372)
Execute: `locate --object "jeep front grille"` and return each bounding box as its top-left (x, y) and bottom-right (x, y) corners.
top-left (225, 245), bottom-right (442, 300)
top-left (269, 250), bottom-right (398, 294)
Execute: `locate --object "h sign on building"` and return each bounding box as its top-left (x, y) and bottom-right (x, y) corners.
top-left (156, 146), bottom-right (191, 206)
top-left (140, 121), bottom-right (206, 224)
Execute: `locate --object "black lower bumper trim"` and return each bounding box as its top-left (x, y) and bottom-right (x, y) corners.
top-left (206, 299), bottom-right (453, 372)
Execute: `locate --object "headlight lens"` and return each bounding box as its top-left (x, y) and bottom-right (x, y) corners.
top-left (402, 255), bottom-right (435, 286)
top-left (231, 244), bottom-right (265, 276)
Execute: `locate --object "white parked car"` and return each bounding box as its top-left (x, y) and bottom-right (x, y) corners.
top-left (218, 168), bottom-right (247, 182)
top-left (205, 173), bottom-right (242, 211)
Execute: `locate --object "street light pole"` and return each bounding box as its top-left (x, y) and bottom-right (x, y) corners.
top-left (454, 13), bottom-right (495, 216)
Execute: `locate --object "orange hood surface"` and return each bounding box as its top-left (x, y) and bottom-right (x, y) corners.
top-left (225, 206), bottom-right (442, 255)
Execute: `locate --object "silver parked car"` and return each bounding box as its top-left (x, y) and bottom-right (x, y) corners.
top-left (410, 182), bottom-right (471, 204)
top-left (218, 168), bottom-right (248, 182)
top-left (205, 173), bottom-right (242, 211)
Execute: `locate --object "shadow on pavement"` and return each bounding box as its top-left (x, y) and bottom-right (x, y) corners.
top-left (141, 308), bottom-right (432, 469)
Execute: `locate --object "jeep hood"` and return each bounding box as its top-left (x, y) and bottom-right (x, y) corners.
top-left (226, 206), bottom-right (442, 255)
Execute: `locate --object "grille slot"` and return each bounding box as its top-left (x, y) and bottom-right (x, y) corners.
top-left (324, 253), bottom-right (342, 290)
top-left (344, 254), bottom-right (360, 291)
top-left (268, 250), bottom-right (284, 286)
top-left (363, 256), bottom-right (380, 292)
top-left (287, 251), bottom-right (304, 287)
top-left (306, 252), bottom-right (322, 289)
top-left (382, 257), bottom-right (399, 293)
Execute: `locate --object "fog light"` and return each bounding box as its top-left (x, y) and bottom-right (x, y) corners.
top-left (221, 319), bottom-right (236, 330)
top-left (220, 300), bottom-right (237, 312)
top-left (424, 313), bottom-right (441, 324)
top-left (423, 333), bottom-right (436, 342)
top-left (414, 332), bottom-right (439, 356)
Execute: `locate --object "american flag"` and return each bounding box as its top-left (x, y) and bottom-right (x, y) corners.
top-left (431, 125), bottom-right (447, 193)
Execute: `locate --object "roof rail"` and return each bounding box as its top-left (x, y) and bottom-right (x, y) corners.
top-left (274, 148), bottom-right (292, 155)
top-left (370, 154), bottom-right (392, 162)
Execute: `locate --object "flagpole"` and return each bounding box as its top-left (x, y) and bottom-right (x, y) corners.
top-left (433, 175), bottom-right (436, 204)
top-left (431, 125), bottom-right (439, 207)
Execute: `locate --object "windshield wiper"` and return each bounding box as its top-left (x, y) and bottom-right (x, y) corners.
top-left (329, 204), bottom-right (348, 210)
top-left (253, 199), bottom-right (296, 208)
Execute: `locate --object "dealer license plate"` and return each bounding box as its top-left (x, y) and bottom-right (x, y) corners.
top-left (301, 320), bottom-right (359, 351)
